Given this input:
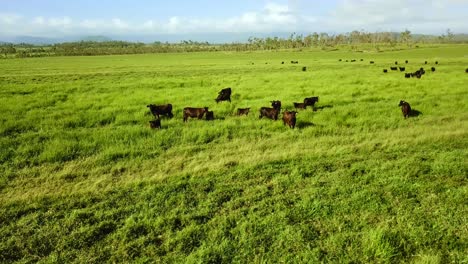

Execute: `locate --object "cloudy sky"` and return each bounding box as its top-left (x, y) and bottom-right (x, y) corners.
top-left (1, 0), bottom-right (467, 41)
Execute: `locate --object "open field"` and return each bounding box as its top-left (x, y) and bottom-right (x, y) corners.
top-left (1, 45), bottom-right (467, 263)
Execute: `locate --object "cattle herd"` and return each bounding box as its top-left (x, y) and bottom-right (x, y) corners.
top-left (145, 58), bottom-right (466, 129)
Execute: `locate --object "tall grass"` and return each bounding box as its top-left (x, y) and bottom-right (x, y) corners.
top-left (0, 45), bottom-right (467, 263)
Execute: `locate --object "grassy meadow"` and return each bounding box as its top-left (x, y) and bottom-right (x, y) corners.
top-left (0, 45), bottom-right (467, 263)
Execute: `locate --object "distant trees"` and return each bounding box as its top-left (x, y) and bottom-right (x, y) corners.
top-left (1, 29), bottom-right (466, 59)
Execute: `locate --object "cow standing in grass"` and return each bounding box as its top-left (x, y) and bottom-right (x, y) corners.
top-left (147, 104), bottom-right (174, 118)
top-left (282, 111), bottom-right (297, 129)
top-left (259, 107), bottom-right (280, 120)
top-left (237, 108), bottom-right (250, 116)
top-left (183, 107), bottom-right (209, 122)
top-left (399, 100), bottom-right (411, 119)
top-left (215, 87), bottom-right (232, 103)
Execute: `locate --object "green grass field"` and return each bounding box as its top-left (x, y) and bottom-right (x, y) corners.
top-left (1, 45), bottom-right (467, 263)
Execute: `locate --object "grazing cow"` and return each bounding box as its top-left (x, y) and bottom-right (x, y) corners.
top-left (398, 100), bottom-right (411, 119)
top-left (291, 60), bottom-right (299, 64)
top-left (399, 67), bottom-right (405, 72)
top-left (237, 108), bottom-right (250, 116)
top-left (215, 87), bottom-right (232, 103)
top-left (351, 59), bottom-right (356, 62)
top-left (302, 66), bottom-right (307, 71)
top-left (390, 67), bottom-right (398, 71)
top-left (435, 61), bottom-right (438, 65)
top-left (370, 61), bottom-right (375, 64)
top-left (338, 59), bottom-right (342, 61)
top-left (304, 97), bottom-right (319, 107)
top-left (183, 107), bottom-right (208, 122)
top-left (149, 119), bottom-right (161, 129)
top-left (281, 61), bottom-right (284, 64)
top-left (259, 107), bottom-right (280, 120)
top-left (147, 104), bottom-right (174, 118)
top-left (405, 73), bottom-right (411, 78)
top-left (206, 111), bottom-right (214, 121)
top-left (293, 102), bottom-right (307, 109)
top-left (360, 59), bottom-right (364, 61)
top-left (271, 100), bottom-right (282, 110)
top-left (431, 67), bottom-right (436, 72)
top-left (395, 61), bottom-right (398, 65)
top-left (405, 60), bottom-right (409, 64)
top-left (282, 111), bottom-right (297, 129)
top-left (383, 69), bottom-right (388, 73)
top-left (425, 61), bottom-right (428, 64)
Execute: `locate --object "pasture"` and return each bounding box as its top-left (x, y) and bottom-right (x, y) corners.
top-left (1, 45), bottom-right (467, 263)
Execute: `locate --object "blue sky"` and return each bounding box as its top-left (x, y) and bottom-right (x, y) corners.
top-left (1, 0), bottom-right (467, 40)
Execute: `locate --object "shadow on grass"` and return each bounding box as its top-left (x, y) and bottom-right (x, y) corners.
top-left (410, 109), bottom-right (423, 117)
top-left (313, 105), bottom-right (333, 111)
top-left (296, 121), bottom-right (316, 129)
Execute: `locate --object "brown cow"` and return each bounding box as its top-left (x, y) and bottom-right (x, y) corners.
top-left (304, 97), bottom-right (319, 107)
top-left (259, 107), bottom-right (279, 120)
top-left (183, 107), bottom-right (208, 122)
top-left (282, 111), bottom-right (297, 129)
top-left (237, 108), bottom-right (250, 116)
top-left (398, 100), bottom-right (411, 119)
top-left (206, 111), bottom-right (214, 121)
top-left (149, 119), bottom-right (161, 129)
top-left (147, 104), bottom-right (173, 118)
top-left (293, 102), bottom-right (307, 109)
top-left (215, 87), bottom-right (232, 103)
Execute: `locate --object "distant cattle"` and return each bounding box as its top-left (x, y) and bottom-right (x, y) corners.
top-left (281, 61), bottom-right (284, 64)
top-left (399, 67), bottom-right (405, 72)
top-left (360, 59), bottom-right (364, 61)
top-left (398, 100), bottom-right (411, 119)
top-left (149, 119), bottom-right (161, 129)
top-left (304, 97), bottom-right (319, 107)
top-left (259, 107), bottom-right (280, 120)
top-left (338, 59), bottom-right (342, 61)
top-left (351, 59), bottom-right (356, 62)
top-left (345, 60), bottom-right (349, 62)
top-left (293, 102), bottom-right (307, 109)
top-left (405, 73), bottom-right (411, 78)
top-left (282, 111), bottom-right (297, 129)
top-left (390, 67), bottom-right (398, 71)
top-left (405, 60), bottom-right (408, 64)
top-left (435, 61), bottom-right (438, 65)
top-left (395, 61), bottom-right (398, 65)
top-left (271, 100), bottom-right (282, 110)
top-left (383, 69), bottom-right (388, 73)
top-left (147, 104), bottom-right (174, 119)
top-left (215, 87), bottom-right (232, 103)
top-left (291, 60), bottom-right (299, 64)
top-left (183, 107), bottom-right (208, 122)
top-left (465, 68), bottom-right (468, 73)
top-left (205, 111), bottom-right (214, 121)
top-left (237, 108), bottom-right (250, 116)
top-left (370, 61), bottom-right (375, 64)
top-left (302, 66), bottom-right (307, 71)
top-left (431, 67), bottom-right (436, 72)
top-left (425, 61), bottom-right (428, 64)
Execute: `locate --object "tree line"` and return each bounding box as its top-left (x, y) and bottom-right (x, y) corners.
top-left (1, 29), bottom-right (465, 58)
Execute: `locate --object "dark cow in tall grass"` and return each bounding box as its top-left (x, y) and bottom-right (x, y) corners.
top-left (370, 61), bottom-right (375, 64)
top-left (293, 102), bottom-right (307, 109)
top-left (395, 61), bottom-right (398, 65)
top-left (205, 111), bottom-right (214, 121)
top-left (390, 67), bottom-right (398, 71)
top-left (465, 68), bottom-right (468, 73)
top-left (302, 66), bottom-right (307, 71)
top-left (215, 87), bottom-right (232, 103)
top-left (398, 100), bottom-right (411, 119)
top-left (237, 108), bottom-right (250, 116)
top-left (399, 67), bottom-right (405, 72)
top-left (383, 69), bottom-right (388, 73)
top-left (405, 73), bottom-right (411, 78)
top-left (271, 100), bottom-right (282, 110)
top-left (431, 67), bottom-right (436, 72)
top-left (147, 104), bottom-right (174, 119)
top-left (282, 111), bottom-right (297, 129)
top-left (304, 97), bottom-right (319, 108)
top-left (259, 107), bottom-right (280, 120)
top-left (405, 60), bottom-right (408, 64)
top-left (149, 119), bottom-right (161, 129)
top-left (183, 107), bottom-right (209, 122)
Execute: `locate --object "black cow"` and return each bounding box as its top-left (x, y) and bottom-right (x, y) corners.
top-left (435, 61), bottom-right (438, 65)
top-left (237, 108), bottom-right (250, 116)
top-left (404, 73), bottom-right (411, 78)
top-left (281, 61), bottom-right (284, 64)
top-left (271, 100), bottom-right (282, 110)
top-left (293, 102), bottom-right (307, 109)
top-left (183, 107), bottom-right (208, 122)
top-left (215, 87), bottom-right (232, 103)
top-left (360, 59), bottom-right (364, 61)
top-left (398, 100), bottom-right (411, 119)
top-left (399, 67), bottom-right (405, 72)
top-left (465, 68), bottom-right (468, 73)
top-left (431, 67), bottom-right (436, 72)
top-left (405, 60), bottom-right (409, 64)
top-left (390, 67), bottom-right (398, 71)
top-left (304, 97), bottom-right (319, 107)
top-left (351, 59), bottom-right (356, 62)
top-left (302, 67), bottom-right (307, 71)
top-left (282, 111), bottom-right (297, 129)
top-left (425, 61), bottom-right (428, 64)
top-left (206, 111), bottom-right (214, 121)
top-left (383, 69), bottom-right (388, 73)
top-left (147, 104), bottom-right (174, 119)
top-left (395, 61), bottom-right (398, 65)
top-left (370, 61), bottom-right (375, 64)
top-left (149, 119), bottom-right (161, 129)
top-left (259, 107), bottom-right (280, 120)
